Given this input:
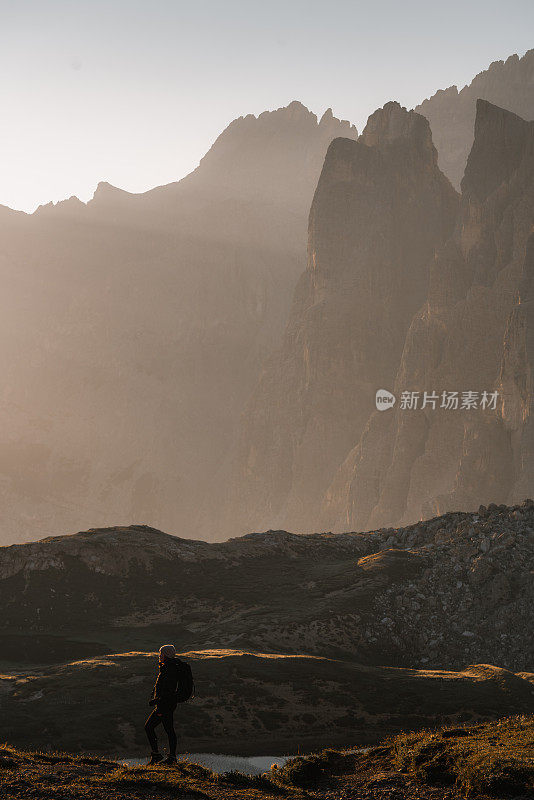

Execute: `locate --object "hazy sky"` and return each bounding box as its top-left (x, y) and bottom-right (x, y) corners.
top-left (1, 0), bottom-right (532, 212)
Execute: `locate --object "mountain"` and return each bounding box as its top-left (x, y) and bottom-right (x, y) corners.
top-left (221, 98), bottom-right (534, 537)
top-left (415, 48), bottom-right (534, 188)
top-left (1, 501), bottom-right (532, 672)
top-left (324, 101), bottom-right (534, 532)
top-left (0, 102), bottom-right (357, 546)
top-left (216, 102), bottom-right (457, 538)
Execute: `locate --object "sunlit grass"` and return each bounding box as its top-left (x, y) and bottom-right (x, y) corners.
top-left (390, 715), bottom-right (534, 795)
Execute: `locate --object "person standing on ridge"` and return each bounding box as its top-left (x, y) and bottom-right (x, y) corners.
top-left (145, 644), bottom-right (180, 765)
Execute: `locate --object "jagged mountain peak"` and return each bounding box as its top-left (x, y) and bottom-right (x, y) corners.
top-left (470, 48), bottom-right (534, 90)
top-left (33, 195), bottom-right (86, 217)
top-left (280, 99), bottom-right (311, 115)
top-left (93, 180), bottom-right (116, 194)
top-left (415, 48), bottom-right (534, 188)
top-left (188, 101), bottom-right (357, 203)
top-left (360, 101), bottom-right (433, 152)
top-left (203, 100), bottom-right (355, 147)
top-left (90, 180), bottom-right (134, 203)
top-left (219, 100), bottom-right (317, 135)
top-left (232, 99), bottom-right (345, 126)
top-left (418, 49), bottom-right (534, 111)
top-left (461, 98), bottom-right (534, 201)
top-left (319, 106), bottom-right (356, 137)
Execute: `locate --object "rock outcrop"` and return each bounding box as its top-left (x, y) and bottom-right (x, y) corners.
top-left (415, 48), bottom-right (534, 188)
top-left (216, 102), bottom-right (457, 538)
top-left (325, 100), bottom-right (534, 532)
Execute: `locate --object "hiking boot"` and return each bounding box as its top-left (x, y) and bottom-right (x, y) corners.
top-left (148, 752), bottom-right (164, 765)
top-left (162, 756), bottom-right (177, 766)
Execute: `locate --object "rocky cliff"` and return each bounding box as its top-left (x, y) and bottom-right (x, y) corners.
top-left (324, 100), bottom-right (534, 532)
top-left (415, 48), bottom-right (534, 188)
top-left (0, 103), bottom-right (356, 546)
top-left (216, 102), bottom-right (458, 538)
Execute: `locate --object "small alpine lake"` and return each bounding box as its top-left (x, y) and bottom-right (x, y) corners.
top-left (120, 752), bottom-right (292, 775)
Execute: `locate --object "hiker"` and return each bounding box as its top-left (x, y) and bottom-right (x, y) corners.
top-left (145, 644), bottom-right (180, 765)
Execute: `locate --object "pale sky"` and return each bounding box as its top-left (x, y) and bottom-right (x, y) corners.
top-left (1, 0), bottom-right (532, 212)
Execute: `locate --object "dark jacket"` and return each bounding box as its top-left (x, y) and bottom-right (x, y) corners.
top-left (151, 659), bottom-right (180, 711)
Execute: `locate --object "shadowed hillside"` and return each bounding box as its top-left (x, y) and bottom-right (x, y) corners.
top-left (2, 650), bottom-right (533, 756)
top-left (1, 501), bottom-right (532, 672)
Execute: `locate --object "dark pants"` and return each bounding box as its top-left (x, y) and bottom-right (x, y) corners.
top-left (144, 708), bottom-right (177, 756)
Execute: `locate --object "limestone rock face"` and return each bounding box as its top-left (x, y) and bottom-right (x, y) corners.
top-left (219, 103), bottom-right (458, 537)
top-left (0, 103), bottom-right (356, 546)
top-left (415, 49), bottom-right (534, 188)
top-left (498, 234), bottom-right (534, 503)
top-left (325, 101), bottom-right (534, 531)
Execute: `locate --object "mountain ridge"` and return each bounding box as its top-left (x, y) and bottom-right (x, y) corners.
top-left (415, 48), bottom-right (534, 187)
top-left (23, 101), bottom-right (357, 218)
top-left (0, 101), bottom-right (357, 547)
top-left (1, 499), bottom-right (532, 672)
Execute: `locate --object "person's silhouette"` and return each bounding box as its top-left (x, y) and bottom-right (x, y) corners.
top-left (144, 644), bottom-right (179, 765)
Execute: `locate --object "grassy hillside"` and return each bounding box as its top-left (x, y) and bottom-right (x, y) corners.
top-left (1, 716), bottom-right (532, 799)
top-left (0, 743), bottom-right (300, 800)
top-left (277, 715), bottom-right (534, 797)
top-left (1, 649), bottom-right (533, 756)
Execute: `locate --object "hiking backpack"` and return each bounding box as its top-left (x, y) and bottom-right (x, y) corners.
top-left (175, 658), bottom-right (195, 703)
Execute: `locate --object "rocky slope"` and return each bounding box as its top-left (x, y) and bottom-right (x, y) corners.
top-left (1, 501), bottom-right (532, 671)
top-left (0, 102), bottom-right (356, 547)
top-left (215, 101), bottom-right (458, 538)
top-left (325, 100), bottom-right (534, 533)
top-left (415, 48), bottom-right (534, 188)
